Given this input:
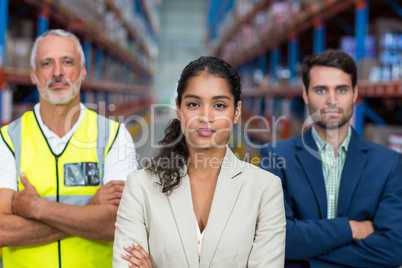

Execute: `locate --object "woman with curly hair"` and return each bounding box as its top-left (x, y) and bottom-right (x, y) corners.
top-left (113, 56), bottom-right (286, 268)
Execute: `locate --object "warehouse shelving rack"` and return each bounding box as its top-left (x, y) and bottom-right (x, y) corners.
top-left (0, 0), bottom-right (159, 125)
top-left (209, 0), bottom-right (402, 145)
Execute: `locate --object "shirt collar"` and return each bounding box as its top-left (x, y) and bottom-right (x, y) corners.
top-left (312, 126), bottom-right (352, 153)
top-left (33, 102), bottom-right (87, 139)
top-left (340, 127), bottom-right (352, 153)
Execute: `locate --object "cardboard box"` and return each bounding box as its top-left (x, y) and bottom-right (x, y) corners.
top-left (364, 123), bottom-right (402, 151)
top-left (6, 37), bottom-right (33, 70)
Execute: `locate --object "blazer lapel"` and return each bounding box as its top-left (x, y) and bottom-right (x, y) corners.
top-left (199, 147), bottom-right (243, 268)
top-left (337, 130), bottom-right (368, 217)
top-left (167, 173), bottom-right (200, 268)
top-left (296, 129), bottom-right (328, 219)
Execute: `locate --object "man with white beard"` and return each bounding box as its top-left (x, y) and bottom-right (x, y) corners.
top-left (0, 29), bottom-right (137, 268)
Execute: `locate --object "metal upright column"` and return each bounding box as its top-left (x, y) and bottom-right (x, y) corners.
top-left (270, 47), bottom-right (280, 85)
top-left (313, 19), bottom-right (325, 54)
top-left (95, 49), bottom-right (104, 112)
top-left (82, 39), bottom-right (92, 104)
top-left (37, 7), bottom-right (49, 36)
top-left (31, 6), bottom-right (50, 104)
top-left (0, 0), bottom-right (9, 125)
top-left (260, 97), bottom-right (266, 117)
top-left (249, 60), bottom-right (256, 85)
top-left (83, 39), bottom-right (92, 74)
top-left (0, 0), bottom-right (7, 65)
top-left (258, 55), bottom-right (267, 75)
top-left (288, 34), bottom-right (299, 86)
top-left (95, 49), bottom-right (104, 81)
top-left (354, 0), bottom-right (368, 135)
top-left (123, 62), bottom-right (129, 84)
top-left (355, 0), bottom-right (368, 63)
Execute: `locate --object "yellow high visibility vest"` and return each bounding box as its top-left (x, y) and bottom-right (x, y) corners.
top-left (0, 109), bottom-right (120, 268)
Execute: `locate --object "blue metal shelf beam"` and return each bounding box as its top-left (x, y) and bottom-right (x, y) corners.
top-left (313, 20), bottom-right (325, 54)
top-left (365, 104), bottom-right (386, 126)
top-left (334, 15), bottom-right (354, 35)
top-left (384, 0), bottom-right (402, 17)
top-left (32, 6), bottom-right (50, 104)
top-left (354, 102), bottom-right (365, 135)
top-left (8, 4), bottom-right (30, 26)
top-left (260, 97), bottom-right (266, 117)
top-left (82, 39), bottom-right (92, 104)
top-left (0, 0), bottom-right (8, 67)
top-left (270, 47), bottom-right (280, 83)
top-left (355, 100), bottom-right (386, 135)
top-left (0, 0), bottom-right (9, 125)
top-left (355, 0), bottom-right (368, 63)
top-left (355, 0), bottom-right (369, 135)
top-left (83, 40), bottom-right (92, 74)
top-left (37, 7), bottom-right (49, 36)
top-left (208, 0), bottom-right (235, 41)
top-left (258, 55), bottom-right (267, 75)
top-left (288, 36), bottom-right (299, 86)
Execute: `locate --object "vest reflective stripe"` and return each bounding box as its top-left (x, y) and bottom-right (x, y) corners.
top-left (42, 195), bottom-right (93, 205)
top-left (0, 124), bottom-right (14, 152)
top-left (5, 118), bottom-right (22, 186)
top-left (97, 114), bottom-right (109, 184)
top-left (7, 117), bottom-right (21, 154)
top-left (1, 109), bottom-right (120, 268)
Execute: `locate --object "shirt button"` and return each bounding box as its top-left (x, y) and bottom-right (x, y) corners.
top-left (329, 195), bottom-right (335, 200)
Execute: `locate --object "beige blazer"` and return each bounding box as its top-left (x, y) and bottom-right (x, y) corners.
top-left (113, 148), bottom-right (286, 268)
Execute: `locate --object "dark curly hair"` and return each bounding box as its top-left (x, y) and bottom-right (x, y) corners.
top-left (145, 56), bottom-right (242, 194)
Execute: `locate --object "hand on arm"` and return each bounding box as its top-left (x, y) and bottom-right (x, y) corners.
top-left (349, 220), bottom-right (375, 240)
top-left (12, 174), bottom-right (120, 241)
top-left (89, 180), bottom-right (126, 206)
top-left (122, 243), bottom-right (153, 268)
top-left (12, 174), bottom-right (44, 219)
top-left (314, 154), bottom-right (402, 267)
top-left (0, 188), bottom-right (68, 247)
top-left (259, 145), bottom-right (354, 260)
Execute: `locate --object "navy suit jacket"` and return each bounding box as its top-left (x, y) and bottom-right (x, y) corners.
top-left (259, 128), bottom-right (402, 268)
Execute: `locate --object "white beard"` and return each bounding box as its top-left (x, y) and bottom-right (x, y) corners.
top-left (35, 71), bottom-right (82, 104)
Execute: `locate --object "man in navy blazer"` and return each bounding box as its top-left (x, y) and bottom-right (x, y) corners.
top-left (259, 50), bottom-right (402, 268)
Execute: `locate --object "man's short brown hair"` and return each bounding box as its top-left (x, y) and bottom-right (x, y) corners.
top-left (302, 50), bottom-right (357, 92)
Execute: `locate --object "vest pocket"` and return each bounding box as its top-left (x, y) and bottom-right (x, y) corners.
top-left (64, 162), bottom-right (100, 186)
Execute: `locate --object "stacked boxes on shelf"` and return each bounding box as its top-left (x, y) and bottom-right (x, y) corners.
top-left (5, 19), bottom-right (34, 70)
top-left (1, 0), bottom-right (158, 124)
top-left (339, 35), bottom-right (376, 60)
top-left (342, 18), bottom-right (402, 82)
top-left (59, 0), bottom-right (105, 28)
top-left (365, 123), bottom-right (402, 153)
top-left (103, 7), bottom-right (130, 49)
top-left (219, 0), bottom-right (297, 62)
top-left (57, 0), bottom-right (157, 73)
top-left (339, 35), bottom-right (377, 81)
top-left (6, 36), bottom-right (33, 70)
top-left (377, 19), bottom-right (402, 82)
top-left (209, 0), bottom-right (402, 149)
